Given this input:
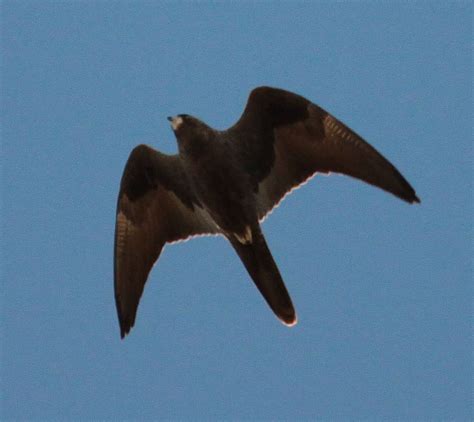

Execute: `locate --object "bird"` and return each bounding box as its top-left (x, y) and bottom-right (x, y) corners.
top-left (114, 86), bottom-right (420, 338)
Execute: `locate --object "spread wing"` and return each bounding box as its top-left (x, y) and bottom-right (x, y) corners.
top-left (228, 86), bottom-right (420, 221)
top-left (114, 144), bottom-right (219, 338)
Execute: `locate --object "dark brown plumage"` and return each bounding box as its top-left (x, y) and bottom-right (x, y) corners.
top-left (114, 86), bottom-right (420, 338)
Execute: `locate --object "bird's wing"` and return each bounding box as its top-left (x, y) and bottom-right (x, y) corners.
top-left (228, 86), bottom-right (420, 221)
top-left (114, 145), bottom-right (219, 338)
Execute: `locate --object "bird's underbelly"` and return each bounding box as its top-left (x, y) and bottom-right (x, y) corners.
top-left (199, 185), bottom-right (253, 233)
top-left (191, 165), bottom-right (256, 237)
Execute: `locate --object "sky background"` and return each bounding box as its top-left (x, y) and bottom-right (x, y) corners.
top-left (1, 1), bottom-right (472, 420)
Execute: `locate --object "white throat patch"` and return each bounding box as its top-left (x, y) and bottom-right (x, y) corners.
top-left (171, 116), bottom-right (184, 131)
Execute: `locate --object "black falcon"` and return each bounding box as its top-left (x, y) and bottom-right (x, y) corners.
top-left (114, 86), bottom-right (420, 338)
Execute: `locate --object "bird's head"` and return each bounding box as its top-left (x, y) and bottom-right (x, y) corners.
top-left (167, 114), bottom-right (214, 155)
top-left (167, 114), bottom-right (204, 131)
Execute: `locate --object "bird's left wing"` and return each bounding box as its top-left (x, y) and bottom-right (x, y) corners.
top-left (228, 87), bottom-right (420, 221)
top-left (114, 145), bottom-right (219, 338)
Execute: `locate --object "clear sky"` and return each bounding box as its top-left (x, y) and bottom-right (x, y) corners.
top-left (2, 2), bottom-right (472, 420)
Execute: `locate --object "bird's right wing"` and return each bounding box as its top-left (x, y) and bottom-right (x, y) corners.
top-left (228, 87), bottom-right (420, 221)
top-left (114, 145), bottom-right (219, 338)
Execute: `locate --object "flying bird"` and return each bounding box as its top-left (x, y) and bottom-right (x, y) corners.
top-left (114, 86), bottom-right (420, 338)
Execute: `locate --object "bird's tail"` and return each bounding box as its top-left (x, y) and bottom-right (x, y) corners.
top-left (229, 226), bottom-right (297, 326)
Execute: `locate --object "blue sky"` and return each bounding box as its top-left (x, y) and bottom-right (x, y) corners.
top-left (2, 2), bottom-right (471, 420)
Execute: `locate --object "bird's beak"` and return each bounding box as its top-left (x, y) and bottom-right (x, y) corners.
top-left (167, 116), bottom-right (173, 122)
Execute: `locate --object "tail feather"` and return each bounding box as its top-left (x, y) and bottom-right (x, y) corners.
top-left (229, 226), bottom-right (296, 326)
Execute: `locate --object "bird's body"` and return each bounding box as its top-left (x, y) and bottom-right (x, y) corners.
top-left (114, 86), bottom-right (420, 338)
top-left (180, 131), bottom-right (256, 240)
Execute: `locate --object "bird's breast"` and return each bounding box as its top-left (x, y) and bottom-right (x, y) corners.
top-left (187, 154), bottom-right (256, 233)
